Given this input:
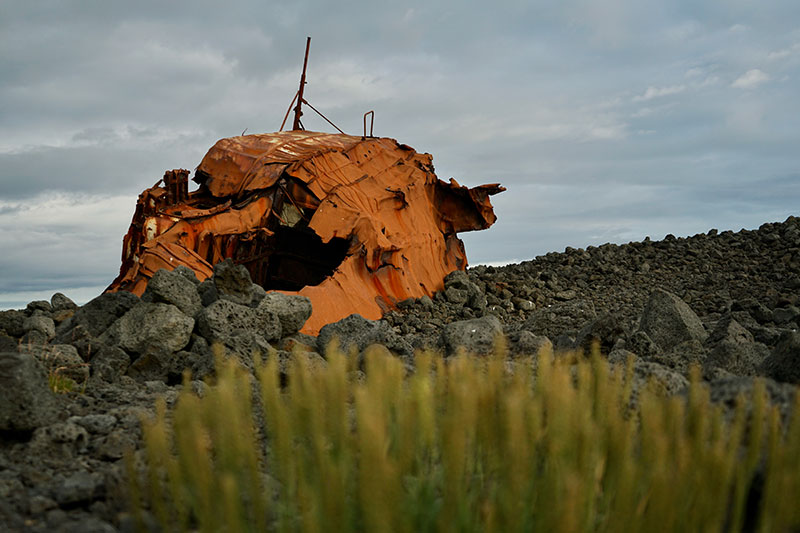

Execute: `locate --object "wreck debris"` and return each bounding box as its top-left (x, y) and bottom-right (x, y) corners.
top-left (107, 132), bottom-right (503, 333)
top-left (107, 39), bottom-right (504, 334)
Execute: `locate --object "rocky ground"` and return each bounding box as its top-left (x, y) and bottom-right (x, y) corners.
top-left (1, 216), bottom-right (799, 531)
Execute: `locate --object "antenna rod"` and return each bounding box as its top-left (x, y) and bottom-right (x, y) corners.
top-left (292, 37), bottom-right (311, 131)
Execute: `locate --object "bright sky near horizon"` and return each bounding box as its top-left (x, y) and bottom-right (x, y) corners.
top-left (1, 1), bottom-right (799, 309)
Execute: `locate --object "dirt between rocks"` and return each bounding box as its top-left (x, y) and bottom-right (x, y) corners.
top-left (1, 216), bottom-right (799, 531)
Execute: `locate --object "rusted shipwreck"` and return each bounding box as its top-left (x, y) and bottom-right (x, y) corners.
top-left (107, 40), bottom-right (503, 334)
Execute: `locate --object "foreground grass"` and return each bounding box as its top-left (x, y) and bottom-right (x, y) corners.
top-left (128, 345), bottom-right (800, 532)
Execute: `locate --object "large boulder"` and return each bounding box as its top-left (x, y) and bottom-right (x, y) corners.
top-left (317, 314), bottom-right (413, 361)
top-left (638, 289), bottom-right (707, 351)
top-left (576, 313), bottom-right (625, 355)
top-left (0, 309), bottom-right (26, 338)
top-left (89, 345), bottom-right (131, 383)
top-left (508, 330), bottom-right (553, 357)
top-left (0, 352), bottom-right (58, 431)
top-left (704, 315), bottom-right (768, 376)
top-left (22, 315), bottom-right (55, 341)
top-left (706, 376), bottom-right (797, 425)
top-left (759, 331), bottom-right (800, 384)
top-left (258, 293), bottom-right (312, 337)
top-left (649, 339), bottom-right (708, 375)
top-left (50, 293), bottom-right (77, 312)
top-left (23, 344), bottom-right (88, 384)
top-left (632, 360), bottom-right (689, 397)
top-left (440, 314), bottom-right (504, 357)
top-left (56, 291), bottom-right (140, 341)
top-left (443, 270), bottom-right (487, 310)
top-left (101, 302), bottom-right (194, 356)
top-left (142, 268), bottom-right (202, 318)
top-left (212, 259), bottom-right (254, 306)
top-left (196, 299), bottom-right (281, 344)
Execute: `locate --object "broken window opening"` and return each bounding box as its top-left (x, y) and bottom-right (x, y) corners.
top-left (234, 225), bottom-right (350, 292)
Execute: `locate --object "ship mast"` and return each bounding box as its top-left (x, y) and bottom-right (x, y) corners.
top-left (292, 37), bottom-right (311, 131)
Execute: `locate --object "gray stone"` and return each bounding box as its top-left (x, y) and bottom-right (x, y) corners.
top-left (142, 268), bottom-right (202, 317)
top-left (444, 270), bottom-right (486, 310)
top-left (51, 471), bottom-right (104, 506)
top-left (89, 345), bottom-right (130, 383)
top-left (576, 313), bottom-right (625, 355)
top-left (96, 429), bottom-right (136, 461)
top-left (418, 295), bottom-right (434, 310)
top-left (706, 376), bottom-right (797, 425)
top-left (28, 494), bottom-right (58, 514)
top-left (50, 293), bottom-right (77, 312)
top-left (0, 309), bottom-right (26, 337)
top-left (127, 348), bottom-right (174, 382)
top-left (773, 306), bottom-right (800, 325)
top-left (638, 289), bottom-right (707, 351)
top-left (318, 314), bottom-right (413, 361)
top-left (511, 297), bottom-right (534, 311)
top-left (749, 326), bottom-right (784, 347)
top-left (706, 339), bottom-right (768, 377)
top-left (555, 289), bottom-right (578, 301)
top-left (70, 414), bottom-right (117, 435)
top-left (59, 324), bottom-right (98, 361)
top-left (197, 278), bottom-right (219, 307)
top-left (258, 293), bottom-right (312, 336)
top-left (704, 316), bottom-right (768, 376)
top-left (250, 284), bottom-right (267, 307)
top-left (445, 287), bottom-right (469, 305)
top-left (0, 352), bottom-right (58, 431)
top-left (23, 315), bottom-right (56, 340)
top-left (510, 330), bottom-right (552, 357)
top-left (759, 331), bottom-right (800, 384)
top-left (707, 315), bottom-right (754, 345)
top-left (101, 302), bottom-right (194, 355)
top-left (732, 298), bottom-right (773, 325)
top-left (19, 329), bottom-right (49, 346)
top-left (650, 339), bottom-right (708, 375)
top-left (608, 349), bottom-right (637, 367)
top-left (552, 333), bottom-right (577, 352)
top-left (173, 265), bottom-right (200, 285)
top-left (632, 360), bottom-right (690, 397)
top-left (26, 300), bottom-right (52, 315)
top-left (440, 314), bottom-right (504, 357)
top-left (30, 422), bottom-right (89, 458)
top-left (24, 344), bottom-right (89, 384)
top-left (209, 331), bottom-right (273, 372)
top-left (523, 299), bottom-right (597, 340)
top-left (213, 258), bottom-right (254, 305)
top-left (57, 291), bottom-right (140, 340)
top-left (268, 349), bottom-right (328, 384)
top-left (0, 333), bottom-right (16, 352)
top-left (167, 349), bottom-right (215, 383)
top-left (196, 299), bottom-right (282, 344)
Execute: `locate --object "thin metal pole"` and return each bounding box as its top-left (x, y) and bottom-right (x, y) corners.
top-left (279, 91), bottom-right (298, 131)
top-left (292, 37), bottom-right (311, 130)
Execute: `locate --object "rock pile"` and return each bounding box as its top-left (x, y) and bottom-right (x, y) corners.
top-left (1, 216), bottom-right (799, 531)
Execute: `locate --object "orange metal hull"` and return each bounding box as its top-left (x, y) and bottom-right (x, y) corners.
top-left (107, 131), bottom-right (503, 334)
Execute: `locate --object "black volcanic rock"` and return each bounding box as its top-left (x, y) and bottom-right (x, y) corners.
top-left (2, 216), bottom-right (800, 531)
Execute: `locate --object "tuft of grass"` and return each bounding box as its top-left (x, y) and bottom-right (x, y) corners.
top-left (128, 344), bottom-right (800, 532)
top-left (48, 368), bottom-right (80, 393)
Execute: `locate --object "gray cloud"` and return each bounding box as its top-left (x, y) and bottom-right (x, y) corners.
top-left (1, 0), bottom-right (799, 307)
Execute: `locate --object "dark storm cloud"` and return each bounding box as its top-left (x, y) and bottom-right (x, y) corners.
top-left (1, 0), bottom-right (799, 306)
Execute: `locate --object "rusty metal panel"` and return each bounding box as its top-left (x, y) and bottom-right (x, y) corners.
top-left (107, 131), bottom-right (503, 334)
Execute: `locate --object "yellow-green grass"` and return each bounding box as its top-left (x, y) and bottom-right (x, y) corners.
top-left (128, 343), bottom-right (800, 532)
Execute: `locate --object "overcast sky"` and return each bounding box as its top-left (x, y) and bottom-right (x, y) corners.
top-left (2, 1), bottom-right (799, 309)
